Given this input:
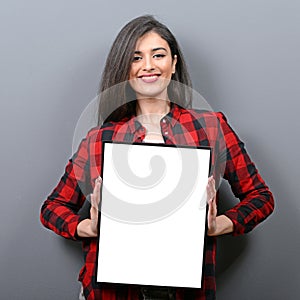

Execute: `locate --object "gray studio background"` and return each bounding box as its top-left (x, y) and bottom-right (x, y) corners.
top-left (1, 0), bottom-right (299, 299)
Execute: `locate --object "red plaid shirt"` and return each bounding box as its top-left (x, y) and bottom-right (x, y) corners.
top-left (40, 104), bottom-right (274, 300)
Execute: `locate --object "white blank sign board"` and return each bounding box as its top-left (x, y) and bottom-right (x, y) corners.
top-left (97, 142), bottom-right (210, 288)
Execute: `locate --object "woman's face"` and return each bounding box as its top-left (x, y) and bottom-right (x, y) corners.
top-left (129, 31), bottom-right (177, 100)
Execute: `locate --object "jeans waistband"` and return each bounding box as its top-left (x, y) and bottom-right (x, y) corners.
top-left (139, 286), bottom-right (176, 300)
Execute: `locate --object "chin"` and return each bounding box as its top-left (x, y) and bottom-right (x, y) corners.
top-left (130, 78), bottom-right (170, 100)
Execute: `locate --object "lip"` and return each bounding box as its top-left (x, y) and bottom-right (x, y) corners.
top-left (138, 74), bottom-right (161, 83)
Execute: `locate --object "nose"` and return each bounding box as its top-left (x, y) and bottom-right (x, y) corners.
top-left (142, 55), bottom-right (155, 71)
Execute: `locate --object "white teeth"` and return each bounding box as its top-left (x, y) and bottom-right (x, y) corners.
top-left (142, 75), bottom-right (157, 79)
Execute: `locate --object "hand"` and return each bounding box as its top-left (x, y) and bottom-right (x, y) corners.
top-left (206, 176), bottom-right (234, 236)
top-left (90, 176), bottom-right (102, 235)
top-left (206, 176), bottom-right (217, 236)
top-left (77, 176), bottom-right (102, 238)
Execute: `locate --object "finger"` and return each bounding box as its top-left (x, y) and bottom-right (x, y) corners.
top-left (207, 196), bottom-right (216, 216)
top-left (207, 202), bottom-right (216, 235)
top-left (207, 176), bottom-right (216, 202)
top-left (207, 185), bottom-right (217, 217)
top-left (208, 176), bottom-right (216, 193)
top-left (90, 193), bottom-right (98, 220)
top-left (90, 194), bottom-right (99, 234)
top-left (90, 177), bottom-right (102, 212)
top-left (207, 194), bottom-right (217, 235)
top-left (94, 177), bottom-right (102, 207)
top-left (210, 197), bottom-right (217, 216)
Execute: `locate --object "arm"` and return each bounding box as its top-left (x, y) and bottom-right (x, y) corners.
top-left (208, 113), bottom-right (274, 236)
top-left (40, 134), bottom-right (92, 240)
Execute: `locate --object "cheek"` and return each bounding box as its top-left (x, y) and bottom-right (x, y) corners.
top-left (129, 64), bottom-right (140, 80)
top-left (163, 60), bottom-right (175, 74)
top-left (128, 68), bottom-right (135, 80)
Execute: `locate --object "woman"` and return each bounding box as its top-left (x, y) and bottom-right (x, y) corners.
top-left (40, 15), bottom-right (274, 300)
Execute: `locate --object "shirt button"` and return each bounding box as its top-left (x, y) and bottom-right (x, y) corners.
top-left (164, 131), bottom-right (168, 135)
top-left (162, 118), bottom-right (166, 123)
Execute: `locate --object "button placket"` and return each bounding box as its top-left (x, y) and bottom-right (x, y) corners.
top-left (160, 118), bottom-right (170, 138)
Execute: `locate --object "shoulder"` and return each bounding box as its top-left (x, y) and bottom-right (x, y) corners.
top-left (85, 118), bottom-right (130, 142)
top-left (177, 106), bottom-right (227, 125)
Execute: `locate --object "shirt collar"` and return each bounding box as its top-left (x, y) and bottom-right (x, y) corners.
top-left (166, 103), bottom-right (182, 126)
top-left (126, 103), bottom-right (183, 133)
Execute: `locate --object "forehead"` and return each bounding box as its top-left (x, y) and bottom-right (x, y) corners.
top-left (135, 31), bottom-right (170, 52)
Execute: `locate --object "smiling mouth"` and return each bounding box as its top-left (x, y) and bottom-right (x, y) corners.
top-left (138, 74), bottom-right (160, 83)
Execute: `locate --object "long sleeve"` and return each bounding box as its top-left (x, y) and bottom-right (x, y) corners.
top-left (40, 135), bottom-right (91, 240)
top-left (217, 112), bottom-right (275, 236)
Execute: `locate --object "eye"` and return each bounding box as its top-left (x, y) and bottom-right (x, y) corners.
top-left (153, 53), bottom-right (166, 59)
top-left (133, 56), bottom-right (142, 62)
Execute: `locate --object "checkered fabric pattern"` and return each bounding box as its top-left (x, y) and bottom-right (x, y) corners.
top-left (40, 104), bottom-right (274, 300)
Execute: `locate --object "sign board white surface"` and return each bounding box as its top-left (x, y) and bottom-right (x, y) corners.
top-left (97, 142), bottom-right (210, 288)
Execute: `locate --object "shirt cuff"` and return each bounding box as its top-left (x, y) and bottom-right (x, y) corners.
top-left (68, 214), bottom-right (87, 241)
top-left (223, 210), bottom-right (244, 236)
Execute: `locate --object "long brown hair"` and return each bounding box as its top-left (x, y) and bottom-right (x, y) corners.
top-left (98, 15), bottom-right (192, 125)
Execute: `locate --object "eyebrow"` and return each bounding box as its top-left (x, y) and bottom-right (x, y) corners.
top-left (134, 47), bottom-right (168, 54)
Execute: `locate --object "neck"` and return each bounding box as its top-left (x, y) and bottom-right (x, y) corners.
top-left (136, 98), bottom-right (170, 117)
